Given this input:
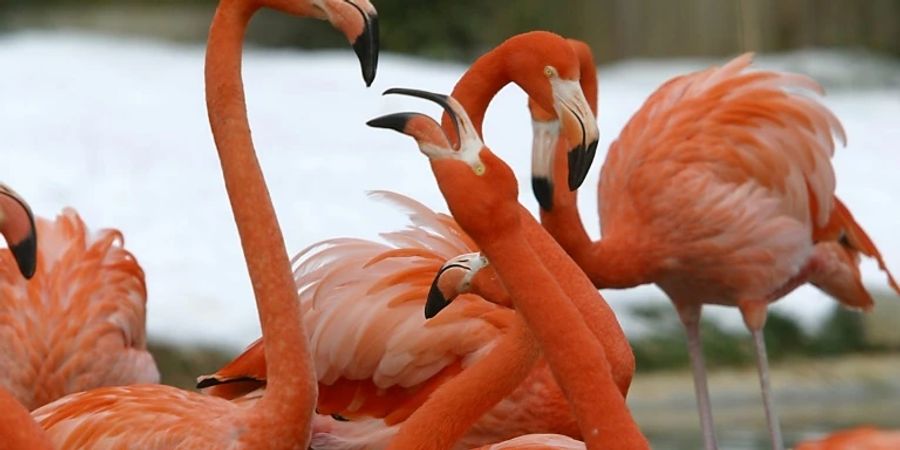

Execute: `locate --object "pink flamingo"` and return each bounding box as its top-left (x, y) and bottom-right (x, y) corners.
top-left (0, 208), bottom-right (158, 410)
top-left (368, 87), bottom-right (648, 449)
top-left (533, 53), bottom-right (900, 449)
top-left (28, 0), bottom-right (378, 447)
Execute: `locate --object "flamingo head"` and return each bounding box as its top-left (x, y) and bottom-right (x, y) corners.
top-left (424, 252), bottom-right (488, 319)
top-left (500, 31), bottom-right (599, 193)
top-left (367, 88), bottom-right (521, 242)
top-left (267, 0), bottom-right (378, 86)
top-left (526, 38), bottom-right (599, 211)
top-left (0, 184), bottom-right (37, 279)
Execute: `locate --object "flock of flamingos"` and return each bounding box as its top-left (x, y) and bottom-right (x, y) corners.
top-left (2, 0), bottom-right (900, 449)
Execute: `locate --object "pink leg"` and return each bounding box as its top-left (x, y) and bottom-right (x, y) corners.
top-left (740, 301), bottom-right (785, 450)
top-left (676, 303), bottom-right (719, 450)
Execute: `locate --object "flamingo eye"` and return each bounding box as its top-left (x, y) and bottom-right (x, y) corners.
top-left (473, 162), bottom-right (486, 176)
top-left (544, 66), bottom-right (557, 78)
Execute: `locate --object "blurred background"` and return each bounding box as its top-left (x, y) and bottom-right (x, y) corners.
top-left (1, 1), bottom-right (899, 449)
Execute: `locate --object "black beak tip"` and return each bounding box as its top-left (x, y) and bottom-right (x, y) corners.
top-left (567, 145), bottom-right (586, 191)
top-left (532, 176), bottom-right (554, 211)
top-left (352, 13), bottom-right (379, 87)
top-left (367, 113), bottom-right (413, 133)
top-left (425, 283), bottom-right (450, 319)
top-left (10, 231), bottom-right (37, 280)
top-left (566, 138), bottom-right (598, 191)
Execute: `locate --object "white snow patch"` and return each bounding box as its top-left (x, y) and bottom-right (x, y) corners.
top-left (1, 31), bottom-right (897, 348)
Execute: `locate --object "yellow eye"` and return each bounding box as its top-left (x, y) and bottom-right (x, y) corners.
top-left (473, 163), bottom-right (486, 176)
top-left (544, 66), bottom-right (556, 78)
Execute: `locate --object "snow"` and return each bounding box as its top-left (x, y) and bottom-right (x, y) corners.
top-left (1, 31), bottom-right (898, 349)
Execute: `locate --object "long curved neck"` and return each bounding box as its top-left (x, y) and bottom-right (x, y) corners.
top-left (0, 388), bottom-right (53, 449)
top-left (388, 317), bottom-right (539, 449)
top-left (522, 207), bottom-right (635, 396)
top-left (206, 0), bottom-right (315, 439)
top-left (479, 225), bottom-right (648, 450)
top-left (443, 48), bottom-right (509, 142)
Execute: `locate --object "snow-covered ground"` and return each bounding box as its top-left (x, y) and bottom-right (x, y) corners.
top-left (2, 31), bottom-right (898, 349)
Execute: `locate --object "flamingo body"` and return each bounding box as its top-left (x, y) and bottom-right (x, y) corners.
top-left (202, 192), bottom-right (581, 448)
top-left (794, 427), bottom-right (900, 450)
top-left (0, 209), bottom-right (158, 410)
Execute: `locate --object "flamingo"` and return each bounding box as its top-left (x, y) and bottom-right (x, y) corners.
top-left (28, 0), bottom-right (378, 447)
top-left (794, 427), bottom-right (900, 450)
top-left (367, 88), bottom-right (648, 449)
top-left (0, 208), bottom-right (159, 411)
top-left (200, 32), bottom-right (629, 448)
top-left (530, 53), bottom-right (900, 449)
top-left (201, 192), bottom-right (585, 449)
top-left (424, 255), bottom-right (596, 450)
top-left (0, 187), bottom-right (51, 448)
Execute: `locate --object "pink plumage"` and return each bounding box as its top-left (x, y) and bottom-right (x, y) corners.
top-left (0, 209), bottom-right (158, 410)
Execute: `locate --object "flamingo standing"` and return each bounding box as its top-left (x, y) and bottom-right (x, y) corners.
top-left (29, 0), bottom-right (378, 447)
top-left (1, 208), bottom-right (159, 411)
top-left (532, 53), bottom-right (900, 449)
top-left (368, 88), bottom-right (648, 449)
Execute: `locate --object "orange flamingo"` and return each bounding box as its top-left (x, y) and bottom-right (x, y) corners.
top-left (0, 208), bottom-right (159, 411)
top-left (0, 187), bottom-right (51, 448)
top-left (28, 0), bottom-right (378, 447)
top-left (794, 427), bottom-right (900, 450)
top-left (533, 53), bottom-right (900, 449)
top-left (368, 88), bottom-right (648, 449)
top-left (200, 32), bottom-right (627, 448)
top-left (201, 192), bottom-right (583, 449)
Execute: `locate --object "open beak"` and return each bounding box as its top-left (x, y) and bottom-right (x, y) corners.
top-left (346, 1), bottom-right (379, 87)
top-left (0, 185), bottom-right (37, 279)
top-left (552, 78), bottom-right (599, 191)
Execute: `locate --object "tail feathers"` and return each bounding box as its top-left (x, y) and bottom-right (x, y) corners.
top-left (830, 198), bottom-right (900, 295)
top-left (196, 338), bottom-right (266, 400)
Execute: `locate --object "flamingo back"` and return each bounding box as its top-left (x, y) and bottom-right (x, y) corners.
top-left (598, 53), bottom-right (847, 302)
top-left (0, 209), bottom-right (158, 410)
top-left (32, 384), bottom-right (250, 449)
top-left (203, 192), bottom-right (512, 423)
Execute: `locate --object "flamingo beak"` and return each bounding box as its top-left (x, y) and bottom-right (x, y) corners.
top-left (530, 119), bottom-right (561, 211)
top-left (0, 186), bottom-right (37, 279)
top-left (424, 252), bottom-right (487, 319)
top-left (345, 1), bottom-right (379, 87)
top-left (552, 78), bottom-right (599, 191)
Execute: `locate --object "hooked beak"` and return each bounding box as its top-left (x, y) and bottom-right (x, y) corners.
top-left (552, 78), bottom-right (599, 191)
top-left (0, 185), bottom-right (37, 279)
top-left (424, 252), bottom-right (487, 319)
top-left (346, 1), bottom-right (379, 87)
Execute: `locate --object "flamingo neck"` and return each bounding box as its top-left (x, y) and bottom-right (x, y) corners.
top-left (388, 318), bottom-right (539, 449)
top-left (581, 236), bottom-right (656, 289)
top-left (0, 388), bottom-right (53, 449)
top-left (206, 0), bottom-right (315, 438)
top-left (477, 226), bottom-right (648, 449)
top-left (444, 48), bottom-right (509, 141)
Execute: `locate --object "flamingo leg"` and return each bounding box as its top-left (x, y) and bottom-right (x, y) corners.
top-left (676, 303), bottom-right (719, 450)
top-left (740, 300), bottom-right (784, 450)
